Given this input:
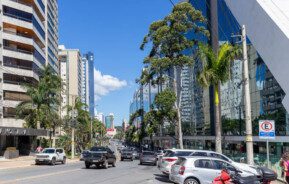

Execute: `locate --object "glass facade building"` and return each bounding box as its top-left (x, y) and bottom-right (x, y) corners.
top-left (83, 52), bottom-right (95, 117)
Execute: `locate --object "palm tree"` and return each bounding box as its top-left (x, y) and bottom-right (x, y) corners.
top-left (16, 66), bottom-right (62, 129)
top-left (197, 43), bottom-right (240, 153)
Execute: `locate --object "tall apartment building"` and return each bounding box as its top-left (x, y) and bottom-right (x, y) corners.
top-left (83, 52), bottom-right (95, 117)
top-left (105, 113), bottom-right (114, 129)
top-left (59, 46), bottom-right (82, 117)
top-left (0, 0), bottom-right (58, 156)
top-left (81, 57), bottom-right (89, 110)
top-left (45, 0), bottom-right (58, 73)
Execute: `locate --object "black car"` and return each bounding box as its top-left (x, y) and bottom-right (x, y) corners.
top-left (121, 150), bottom-right (133, 161)
top-left (82, 146), bottom-right (116, 169)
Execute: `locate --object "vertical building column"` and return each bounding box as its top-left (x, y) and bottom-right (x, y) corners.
top-left (0, 0), bottom-right (3, 121)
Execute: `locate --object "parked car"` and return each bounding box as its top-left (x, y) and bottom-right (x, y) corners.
top-left (169, 156), bottom-right (256, 184)
top-left (132, 150), bottom-right (140, 159)
top-left (160, 149), bottom-right (261, 177)
top-left (139, 151), bottom-right (157, 165)
top-left (184, 150), bottom-right (262, 177)
top-left (121, 150), bottom-right (133, 161)
top-left (82, 146), bottom-right (116, 169)
top-left (159, 149), bottom-right (196, 175)
top-left (35, 148), bottom-right (66, 165)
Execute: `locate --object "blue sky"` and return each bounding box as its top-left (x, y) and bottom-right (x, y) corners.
top-left (59, 0), bottom-right (173, 126)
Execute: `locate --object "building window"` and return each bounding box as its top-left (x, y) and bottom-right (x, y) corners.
top-left (3, 107), bottom-right (16, 118)
top-left (3, 91), bottom-right (31, 101)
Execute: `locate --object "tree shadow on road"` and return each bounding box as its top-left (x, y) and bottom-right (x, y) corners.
top-left (154, 174), bottom-right (173, 183)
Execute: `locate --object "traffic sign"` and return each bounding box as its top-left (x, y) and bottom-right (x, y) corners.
top-left (259, 120), bottom-right (275, 139)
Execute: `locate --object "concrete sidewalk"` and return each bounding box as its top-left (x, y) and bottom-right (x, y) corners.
top-left (0, 156), bottom-right (80, 170)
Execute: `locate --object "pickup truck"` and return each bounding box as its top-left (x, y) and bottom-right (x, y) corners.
top-left (82, 146), bottom-right (116, 169)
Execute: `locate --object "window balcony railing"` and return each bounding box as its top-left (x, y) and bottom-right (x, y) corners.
top-left (3, 29), bottom-right (32, 39)
top-left (4, 46), bottom-right (33, 55)
top-left (37, 0), bottom-right (45, 12)
top-left (3, 12), bottom-right (32, 23)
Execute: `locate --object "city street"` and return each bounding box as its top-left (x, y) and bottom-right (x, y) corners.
top-left (0, 161), bottom-right (171, 184)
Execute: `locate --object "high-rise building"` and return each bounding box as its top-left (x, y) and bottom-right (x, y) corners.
top-left (83, 52), bottom-right (95, 117)
top-left (105, 113), bottom-right (114, 129)
top-left (45, 0), bottom-right (59, 73)
top-left (81, 57), bottom-right (89, 109)
top-left (95, 112), bottom-right (105, 125)
top-left (59, 46), bottom-right (82, 114)
top-left (185, 0), bottom-right (289, 162)
top-left (0, 0), bottom-right (58, 155)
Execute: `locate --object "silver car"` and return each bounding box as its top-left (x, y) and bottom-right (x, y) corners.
top-left (140, 151), bottom-right (157, 165)
top-left (169, 156), bottom-right (255, 184)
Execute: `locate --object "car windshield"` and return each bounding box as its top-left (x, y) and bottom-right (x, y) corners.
top-left (90, 147), bottom-right (107, 151)
top-left (42, 149), bottom-right (55, 154)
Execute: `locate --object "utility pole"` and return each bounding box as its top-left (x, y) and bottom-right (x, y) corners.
top-left (71, 127), bottom-right (75, 159)
top-left (71, 109), bottom-right (78, 159)
top-left (242, 25), bottom-right (254, 165)
top-left (90, 116), bottom-right (93, 146)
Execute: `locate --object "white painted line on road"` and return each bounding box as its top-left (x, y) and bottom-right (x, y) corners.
top-left (0, 168), bottom-right (82, 184)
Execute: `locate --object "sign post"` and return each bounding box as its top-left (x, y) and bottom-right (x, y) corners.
top-left (259, 120), bottom-right (275, 167)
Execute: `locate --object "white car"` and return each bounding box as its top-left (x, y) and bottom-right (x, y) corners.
top-left (159, 149), bottom-right (196, 175)
top-left (169, 157), bottom-right (257, 184)
top-left (187, 150), bottom-right (261, 177)
top-left (35, 148), bottom-right (66, 165)
top-left (160, 149), bottom-right (261, 177)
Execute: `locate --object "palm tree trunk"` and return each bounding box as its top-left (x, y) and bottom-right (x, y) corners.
top-left (214, 84), bottom-right (222, 153)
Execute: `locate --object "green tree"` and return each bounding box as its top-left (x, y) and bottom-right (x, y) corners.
top-left (16, 66), bottom-right (62, 130)
top-left (197, 43), bottom-right (240, 153)
top-left (140, 2), bottom-right (209, 148)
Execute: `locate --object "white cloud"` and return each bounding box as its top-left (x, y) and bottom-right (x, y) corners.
top-left (94, 69), bottom-right (127, 100)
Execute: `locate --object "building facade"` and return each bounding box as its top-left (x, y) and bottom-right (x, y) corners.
top-left (0, 0), bottom-right (59, 156)
top-left (83, 52), bottom-right (95, 117)
top-left (59, 46), bottom-right (82, 115)
top-left (105, 113), bottom-right (114, 129)
top-left (180, 1), bottom-right (289, 172)
top-left (81, 57), bottom-right (89, 109)
top-left (45, 0), bottom-right (58, 73)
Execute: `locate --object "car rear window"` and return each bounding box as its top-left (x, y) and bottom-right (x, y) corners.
top-left (175, 157), bottom-right (187, 166)
top-left (166, 151), bottom-right (193, 157)
top-left (90, 147), bottom-right (106, 151)
top-left (142, 152), bottom-right (155, 155)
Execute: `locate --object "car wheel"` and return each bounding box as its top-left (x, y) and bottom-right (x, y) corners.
top-left (140, 162), bottom-right (142, 165)
top-left (35, 161), bottom-right (39, 165)
top-left (85, 162), bottom-right (91, 169)
top-left (62, 157), bottom-right (66, 164)
top-left (51, 157), bottom-right (56, 166)
top-left (121, 158), bottom-right (124, 161)
top-left (131, 158), bottom-right (133, 161)
top-left (112, 159), bottom-right (116, 167)
top-left (103, 159), bottom-right (108, 169)
top-left (184, 178), bottom-right (200, 184)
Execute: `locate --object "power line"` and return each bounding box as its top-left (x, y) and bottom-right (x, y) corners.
top-left (169, 0), bottom-right (175, 7)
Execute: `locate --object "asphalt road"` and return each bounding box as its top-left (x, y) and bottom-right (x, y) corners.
top-left (0, 160), bottom-right (172, 184)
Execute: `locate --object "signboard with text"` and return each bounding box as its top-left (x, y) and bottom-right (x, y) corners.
top-left (259, 120), bottom-right (275, 139)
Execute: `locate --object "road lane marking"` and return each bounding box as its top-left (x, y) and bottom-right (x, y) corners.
top-left (0, 168), bottom-right (82, 184)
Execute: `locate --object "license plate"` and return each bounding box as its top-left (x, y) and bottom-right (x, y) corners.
top-left (38, 159), bottom-right (44, 161)
top-left (93, 160), bottom-right (98, 162)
